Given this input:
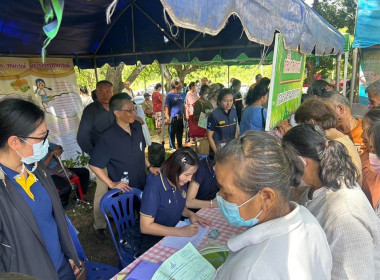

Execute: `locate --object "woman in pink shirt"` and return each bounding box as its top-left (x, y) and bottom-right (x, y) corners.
top-left (186, 82), bottom-right (200, 139)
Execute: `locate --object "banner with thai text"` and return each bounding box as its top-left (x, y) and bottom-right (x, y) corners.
top-left (0, 57), bottom-right (83, 160)
top-left (266, 33), bottom-right (306, 130)
top-left (359, 47), bottom-right (380, 105)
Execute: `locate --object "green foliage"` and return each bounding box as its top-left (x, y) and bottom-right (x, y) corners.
top-left (184, 65), bottom-right (272, 85)
top-left (318, 0), bottom-right (356, 34)
top-left (75, 64), bottom-right (108, 92)
top-left (62, 151), bottom-right (90, 168)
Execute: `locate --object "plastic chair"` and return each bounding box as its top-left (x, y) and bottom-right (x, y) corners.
top-left (70, 176), bottom-right (85, 201)
top-left (100, 188), bottom-right (143, 268)
top-left (65, 216), bottom-right (119, 280)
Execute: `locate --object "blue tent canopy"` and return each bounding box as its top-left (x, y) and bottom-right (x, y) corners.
top-left (353, 0), bottom-right (380, 48)
top-left (0, 0), bottom-right (344, 68)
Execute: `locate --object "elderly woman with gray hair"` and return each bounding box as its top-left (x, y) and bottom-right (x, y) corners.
top-left (213, 131), bottom-right (332, 279)
top-left (283, 124), bottom-right (380, 280)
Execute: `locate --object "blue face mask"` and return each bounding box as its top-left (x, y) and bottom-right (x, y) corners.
top-left (216, 192), bottom-right (262, 227)
top-left (16, 139), bottom-right (49, 165)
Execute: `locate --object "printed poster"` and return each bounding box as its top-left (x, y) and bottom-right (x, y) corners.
top-left (358, 47), bottom-right (380, 105)
top-left (0, 57), bottom-right (83, 160)
top-left (266, 33), bottom-right (306, 130)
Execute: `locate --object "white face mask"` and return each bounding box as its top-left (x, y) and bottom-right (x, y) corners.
top-left (16, 139), bottom-right (49, 165)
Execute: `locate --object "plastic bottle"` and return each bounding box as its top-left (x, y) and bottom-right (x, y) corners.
top-left (121, 171), bottom-right (129, 184)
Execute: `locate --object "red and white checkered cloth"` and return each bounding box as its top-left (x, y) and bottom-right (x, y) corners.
top-left (111, 208), bottom-right (246, 279)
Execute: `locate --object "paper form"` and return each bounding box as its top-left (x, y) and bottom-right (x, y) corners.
top-left (152, 243), bottom-right (216, 280)
top-left (161, 221), bottom-right (210, 250)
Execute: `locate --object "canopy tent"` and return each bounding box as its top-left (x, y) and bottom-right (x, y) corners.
top-left (350, 0), bottom-right (380, 106)
top-left (352, 0), bottom-right (380, 48)
top-left (0, 0), bottom-right (344, 69)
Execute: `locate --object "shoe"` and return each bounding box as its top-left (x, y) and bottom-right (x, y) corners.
top-left (95, 228), bottom-right (106, 240)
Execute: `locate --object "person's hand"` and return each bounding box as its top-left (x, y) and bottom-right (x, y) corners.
top-left (189, 213), bottom-right (212, 228)
top-left (166, 118), bottom-right (171, 124)
top-left (68, 259), bottom-right (82, 277)
top-left (149, 167), bottom-right (161, 175)
top-left (277, 117), bottom-right (293, 136)
top-left (179, 224), bottom-right (199, 237)
top-left (109, 181), bottom-right (131, 192)
top-left (52, 145), bottom-right (63, 157)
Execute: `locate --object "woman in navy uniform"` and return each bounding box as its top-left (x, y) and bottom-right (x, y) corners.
top-left (140, 148), bottom-right (211, 252)
top-left (186, 155), bottom-right (218, 209)
top-left (207, 89), bottom-right (238, 157)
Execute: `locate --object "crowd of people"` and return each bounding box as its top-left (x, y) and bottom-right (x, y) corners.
top-left (1, 73), bottom-right (380, 280)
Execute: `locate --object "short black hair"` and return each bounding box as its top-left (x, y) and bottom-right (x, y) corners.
top-left (217, 88), bottom-right (233, 105)
top-left (231, 79), bottom-right (241, 89)
top-left (162, 147), bottom-right (199, 188)
top-left (109, 93), bottom-right (132, 112)
top-left (154, 83), bottom-right (162, 90)
top-left (96, 80), bottom-right (113, 88)
top-left (199, 85), bottom-right (209, 97)
top-left (245, 85), bottom-right (269, 106)
top-left (80, 86), bottom-right (88, 94)
top-left (0, 98), bottom-right (45, 149)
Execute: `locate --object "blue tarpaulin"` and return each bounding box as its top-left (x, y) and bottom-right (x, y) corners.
top-left (0, 0), bottom-right (344, 68)
top-left (353, 0), bottom-right (380, 48)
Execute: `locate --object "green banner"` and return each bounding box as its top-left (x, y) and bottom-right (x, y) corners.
top-left (266, 33), bottom-right (306, 130)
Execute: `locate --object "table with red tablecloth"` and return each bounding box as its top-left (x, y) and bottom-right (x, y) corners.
top-left (111, 207), bottom-right (246, 279)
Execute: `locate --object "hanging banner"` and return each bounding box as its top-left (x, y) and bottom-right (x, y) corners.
top-left (266, 33), bottom-right (306, 131)
top-left (358, 47), bottom-right (380, 105)
top-left (0, 57), bottom-right (83, 160)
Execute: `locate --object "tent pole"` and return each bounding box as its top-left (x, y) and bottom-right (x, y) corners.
top-left (227, 65), bottom-right (230, 87)
top-left (349, 48), bottom-right (358, 107)
top-left (335, 54), bottom-right (341, 91)
top-left (93, 58), bottom-right (98, 83)
top-left (160, 63), bottom-right (166, 146)
top-left (342, 52), bottom-right (349, 97)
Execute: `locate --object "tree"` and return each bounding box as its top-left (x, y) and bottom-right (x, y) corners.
top-left (158, 64), bottom-right (200, 93)
top-left (306, 0), bottom-right (357, 85)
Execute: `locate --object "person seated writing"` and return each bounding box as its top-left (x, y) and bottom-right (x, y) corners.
top-left (186, 155), bottom-right (218, 209)
top-left (139, 148), bottom-right (211, 253)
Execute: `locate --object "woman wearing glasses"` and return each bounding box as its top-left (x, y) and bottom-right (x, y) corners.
top-left (0, 98), bottom-right (80, 280)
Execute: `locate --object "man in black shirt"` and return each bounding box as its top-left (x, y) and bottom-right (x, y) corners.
top-left (77, 80), bottom-right (114, 239)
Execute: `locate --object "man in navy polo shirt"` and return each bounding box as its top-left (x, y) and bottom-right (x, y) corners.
top-left (165, 78), bottom-right (185, 150)
top-left (89, 94), bottom-right (160, 194)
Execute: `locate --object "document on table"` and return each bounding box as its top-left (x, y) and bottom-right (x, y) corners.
top-left (161, 221), bottom-right (210, 250)
top-left (125, 260), bottom-right (161, 280)
top-left (152, 242), bottom-right (216, 280)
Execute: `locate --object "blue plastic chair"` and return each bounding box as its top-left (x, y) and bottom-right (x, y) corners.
top-left (65, 216), bottom-right (120, 280)
top-left (100, 188), bottom-right (143, 268)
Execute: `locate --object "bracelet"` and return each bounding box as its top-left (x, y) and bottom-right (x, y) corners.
top-left (147, 165), bottom-right (152, 171)
top-left (210, 199), bottom-right (213, 208)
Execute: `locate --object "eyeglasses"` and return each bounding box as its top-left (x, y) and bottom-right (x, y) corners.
top-left (118, 108), bottom-right (136, 114)
top-left (17, 130), bottom-right (49, 145)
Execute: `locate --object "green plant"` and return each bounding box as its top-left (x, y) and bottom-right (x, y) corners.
top-left (62, 151), bottom-right (90, 168)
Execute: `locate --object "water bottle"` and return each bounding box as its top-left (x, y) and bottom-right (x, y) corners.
top-left (121, 171), bottom-right (129, 184)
